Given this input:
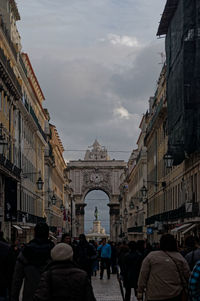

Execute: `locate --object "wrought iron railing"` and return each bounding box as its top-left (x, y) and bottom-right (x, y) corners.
top-left (0, 16), bottom-right (18, 60)
top-left (0, 154), bottom-right (21, 178)
top-left (146, 203), bottom-right (199, 225)
top-left (128, 226), bottom-right (143, 233)
top-left (0, 48), bottom-right (22, 97)
top-left (17, 211), bottom-right (46, 224)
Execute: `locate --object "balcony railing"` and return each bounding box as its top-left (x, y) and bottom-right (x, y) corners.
top-left (19, 54), bottom-right (28, 77)
top-left (17, 211), bottom-right (46, 224)
top-left (0, 154), bottom-right (21, 178)
top-left (128, 226), bottom-right (143, 233)
top-left (0, 48), bottom-right (22, 98)
top-left (145, 98), bottom-right (166, 139)
top-left (30, 105), bottom-right (47, 141)
top-left (0, 16), bottom-right (18, 61)
top-left (146, 203), bottom-right (200, 225)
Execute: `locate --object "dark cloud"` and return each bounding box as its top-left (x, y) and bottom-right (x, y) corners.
top-left (16, 0), bottom-right (165, 161)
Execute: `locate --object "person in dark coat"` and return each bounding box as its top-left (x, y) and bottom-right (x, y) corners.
top-left (11, 223), bottom-right (54, 301)
top-left (76, 234), bottom-right (96, 280)
top-left (34, 243), bottom-right (96, 301)
top-left (123, 241), bottom-right (143, 301)
top-left (0, 239), bottom-right (15, 301)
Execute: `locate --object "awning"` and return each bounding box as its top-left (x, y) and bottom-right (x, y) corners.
top-left (128, 232), bottom-right (144, 235)
top-left (182, 224), bottom-right (198, 235)
top-left (13, 225), bottom-right (23, 234)
top-left (13, 225), bottom-right (22, 230)
top-left (171, 223), bottom-right (191, 233)
top-left (21, 226), bottom-right (31, 229)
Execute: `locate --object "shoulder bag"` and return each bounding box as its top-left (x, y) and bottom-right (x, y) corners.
top-left (165, 252), bottom-right (188, 301)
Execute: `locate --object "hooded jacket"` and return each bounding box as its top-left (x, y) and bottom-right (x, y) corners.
top-left (11, 238), bottom-right (54, 301)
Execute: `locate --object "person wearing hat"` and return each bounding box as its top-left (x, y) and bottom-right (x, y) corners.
top-left (34, 243), bottom-right (96, 301)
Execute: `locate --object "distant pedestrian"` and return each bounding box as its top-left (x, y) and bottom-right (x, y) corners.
top-left (117, 240), bottom-right (129, 277)
top-left (11, 223), bottom-right (54, 301)
top-left (61, 233), bottom-right (72, 245)
top-left (97, 238), bottom-right (111, 280)
top-left (0, 236), bottom-right (15, 301)
top-left (76, 234), bottom-right (97, 280)
top-left (34, 243), bottom-right (96, 301)
top-left (137, 234), bottom-right (190, 301)
top-left (123, 241), bottom-right (143, 301)
top-left (189, 260), bottom-right (200, 301)
top-left (110, 241), bottom-right (117, 274)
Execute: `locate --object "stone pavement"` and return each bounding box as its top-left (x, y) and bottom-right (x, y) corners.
top-left (92, 273), bottom-right (125, 301)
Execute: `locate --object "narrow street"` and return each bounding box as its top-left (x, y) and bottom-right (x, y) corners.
top-left (92, 274), bottom-right (124, 301)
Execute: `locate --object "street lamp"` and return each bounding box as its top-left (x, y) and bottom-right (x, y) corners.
top-left (163, 152), bottom-right (174, 168)
top-left (36, 176), bottom-right (44, 191)
top-left (141, 185), bottom-right (148, 198)
top-left (22, 171), bottom-right (44, 191)
top-left (50, 193), bottom-right (56, 205)
top-left (124, 207), bottom-right (128, 216)
top-left (129, 201), bottom-right (134, 210)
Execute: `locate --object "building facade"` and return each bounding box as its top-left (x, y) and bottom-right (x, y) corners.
top-left (0, 1), bottom-right (68, 242)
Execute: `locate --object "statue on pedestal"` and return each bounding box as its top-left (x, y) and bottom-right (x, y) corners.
top-left (94, 206), bottom-right (99, 221)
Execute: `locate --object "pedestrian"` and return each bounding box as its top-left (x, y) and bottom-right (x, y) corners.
top-left (137, 234), bottom-right (190, 301)
top-left (117, 240), bottom-right (129, 278)
top-left (110, 241), bottom-right (117, 274)
top-left (123, 241), bottom-right (143, 301)
top-left (89, 240), bottom-right (99, 276)
top-left (11, 239), bottom-right (22, 263)
top-left (34, 243), bottom-right (96, 301)
top-left (0, 230), bottom-right (7, 243)
top-left (76, 234), bottom-right (97, 280)
top-left (11, 223), bottom-right (54, 301)
top-left (61, 233), bottom-right (72, 245)
top-left (185, 236), bottom-right (200, 271)
top-left (0, 234), bottom-right (15, 301)
top-left (189, 260), bottom-right (200, 301)
top-left (97, 238), bottom-right (111, 280)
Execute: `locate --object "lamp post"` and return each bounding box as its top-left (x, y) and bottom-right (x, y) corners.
top-left (163, 152), bottom-right (174, 168)
top-left (22, 171), bottom-right (44, 191)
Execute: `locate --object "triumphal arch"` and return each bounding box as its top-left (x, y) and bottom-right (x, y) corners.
top-left (67, 140), bottom-right (126, 241)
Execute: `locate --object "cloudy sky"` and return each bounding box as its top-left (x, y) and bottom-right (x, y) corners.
top-left (17, 0), bottom-right (165, 162)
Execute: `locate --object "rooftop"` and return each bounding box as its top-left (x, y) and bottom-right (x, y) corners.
top-left (10, 0), bottom-right (20, 21)
top-left (157, 0), bottom-right (179, 36)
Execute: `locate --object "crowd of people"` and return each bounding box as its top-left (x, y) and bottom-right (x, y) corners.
top-left (0, 223), bottom-right (200, 301)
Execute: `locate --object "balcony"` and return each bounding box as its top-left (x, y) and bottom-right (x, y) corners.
top-left (145, 98), bottom-right (167, 141)
top-left (0, 48), bottom-right (22, 99)
top-left (19, 54), bottom-right (28, 77)
top-left (128, 226), bottom-right (143, 233)
top-left (0, 154), bottom-right (21, 178)
top-left (0, 17), bottom-right (18, 61)
top-left (17, 211), bottom-right (46, 224)
top-left (30, 105), bottom-right (47, 141)
top-left (146, 203), bottom-right (200, 225)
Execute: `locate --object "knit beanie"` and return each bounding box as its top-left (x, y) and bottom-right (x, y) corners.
top-left (51, 243), bottom-right (73, 261)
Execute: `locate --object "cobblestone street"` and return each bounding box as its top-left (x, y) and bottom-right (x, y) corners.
top-left (92, 273), bottom-right (125, 301)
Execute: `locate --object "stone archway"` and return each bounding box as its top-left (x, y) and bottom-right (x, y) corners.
top-left (67, 140), bottom-right (126, 241)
